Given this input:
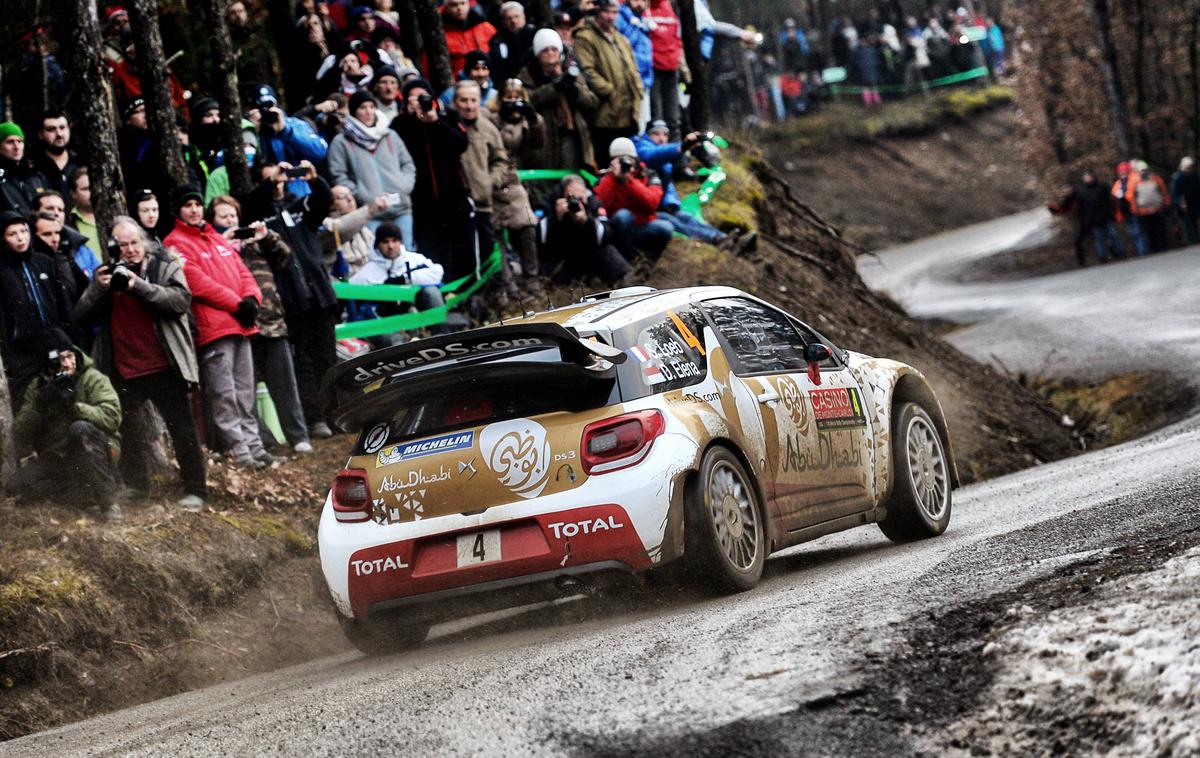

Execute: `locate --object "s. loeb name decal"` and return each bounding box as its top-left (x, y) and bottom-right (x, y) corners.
top-left (809, 388), bottom-right (867, 430)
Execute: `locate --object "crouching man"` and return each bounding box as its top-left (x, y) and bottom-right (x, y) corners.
top-left (6, 329), bottom-right (123, 520)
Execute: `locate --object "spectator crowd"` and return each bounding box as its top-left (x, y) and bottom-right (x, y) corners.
top-left (2, 0), bottom-right (767, 519)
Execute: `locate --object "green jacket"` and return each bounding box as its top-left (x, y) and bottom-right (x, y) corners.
top-left (572, 19), bottom-right (644, 131)
top-left (76, 243), bottom-right (200, 385)
top-left (15, 351), bottom-right (122, 459)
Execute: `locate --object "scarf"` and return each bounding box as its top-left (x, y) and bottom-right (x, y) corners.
top-left (342, 114), bottom-right (391, 151)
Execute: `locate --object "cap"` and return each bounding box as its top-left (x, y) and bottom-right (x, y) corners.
top-left (105, 6), bottom-right (128, 23)
top-left (1133, 159), bottom-right (1149, 172)
top-left (374, 64), bottom-right (400, 84)
top-left (1116, 161), bottom-right (1131, 174)
top-left (401, 78), bottom-right (433, 99)
top-left (121, 97), bottom-right (146, 120)
top-left (646, 119), bottom-right (669, 134)
top-left (784, 18), bottom-right (796, 28)
top-left (190, 97), bottom-right (220, 119)
top-left (593, 0), bottom-right (617, 10)
top-left (252, 83), bottom-right (279, 110)
top-left (463, 50), bottom-right (489, 71)
top-left (0, 122), bottom-right (24, 142)
top-left (375, 221), bottom-right (403, 245)
top-left (349, 5), bottom-right (373, 20)
top-left (0, 210), bottom-right (29, 234)
top-left (533, 28), bottom-right (563, 56)
top-left (171, 184), bottom-right (204, 214)
top-left (608, 137), bottom-right (637, 159)
top-left (348, 89), bottom-right (376, 115)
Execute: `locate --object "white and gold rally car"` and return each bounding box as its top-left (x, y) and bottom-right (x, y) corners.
top-left (319, 286), bottom-right (957, 653)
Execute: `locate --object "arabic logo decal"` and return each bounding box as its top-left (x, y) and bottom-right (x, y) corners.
top-left (480, 418), bottom-right (551, 499)
top-left (458, 457), bottom-right (479, 480)
top-left (363, 423), bottom-right (390, 454)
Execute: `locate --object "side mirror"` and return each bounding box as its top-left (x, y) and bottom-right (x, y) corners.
top-left (804, 343), bottom-right (832, 364)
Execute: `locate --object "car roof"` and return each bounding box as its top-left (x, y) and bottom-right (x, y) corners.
top-left (512, 285), bottom-right (748, 332)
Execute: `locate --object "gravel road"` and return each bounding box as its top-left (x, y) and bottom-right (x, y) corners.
top-left (6, 211), bottom-right (1197, 756)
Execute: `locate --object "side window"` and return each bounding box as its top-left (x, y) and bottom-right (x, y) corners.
top-left (614, 305), bottom-right (709, 399)
top-left (702, 297), bottom-right (808, 375)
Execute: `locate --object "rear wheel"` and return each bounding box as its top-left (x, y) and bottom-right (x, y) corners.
top-left (338, 614), bottom-right (430, 656)
top-left (878, 402), bottom-right (952, 542)
top-left (684, 446), bottom-right (766, 592)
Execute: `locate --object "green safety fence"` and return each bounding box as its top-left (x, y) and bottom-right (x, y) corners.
top-left (829, 66), bottom-right (989, 95)
top-left (333, 151), bottom-right (729, 339)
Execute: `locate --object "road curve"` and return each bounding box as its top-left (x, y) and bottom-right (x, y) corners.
top-left (6, 213), bottom-right (1200, 756)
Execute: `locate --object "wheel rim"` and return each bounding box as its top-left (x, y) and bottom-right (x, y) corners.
top-left (905, 415), bottom-right (949, 522)
top-left (707, 460), bottom-right (760, 570)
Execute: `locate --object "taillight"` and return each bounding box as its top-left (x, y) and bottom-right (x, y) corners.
top-left (581, 410), bottom-right (665, 475)
top-left (332, 468), bottom-right (372, 523)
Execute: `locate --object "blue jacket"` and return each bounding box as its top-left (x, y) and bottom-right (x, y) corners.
top-left (633, 134), bottom-right (681, 212)
top-left (259, 116), bottom-right (329, 198)
top-left (618, 5), bottom-right (654, 90)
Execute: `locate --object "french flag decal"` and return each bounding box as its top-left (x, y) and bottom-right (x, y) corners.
top-left (628, 345), bottom-right (665, 385)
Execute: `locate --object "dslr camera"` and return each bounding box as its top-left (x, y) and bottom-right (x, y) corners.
top-left (617, 155), bottom-right (638, 174)
top-left (500, 99), bottom-right (529, 124)
top-left (566, 195), bottom-right (583, 215)
top-left (417, 93), bottom-right (435, 113)
top-left (45, 350), bottom-right (75, 397)
top-left (689, 132), bottom-right (720, 168)
top-left (109, 260), bottom-right (134, 292)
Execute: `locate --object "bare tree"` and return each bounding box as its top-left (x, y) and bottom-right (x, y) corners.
top-left (1083, 0), bottom-right (1133, 159)
top-left (0, 356), bottom-right (14, 483)
top-left (677, 0), bottom-right (710, 132)
top-left (195, 0), bottom-right (252, 198)
top-left (49, 0), bottom-right (127, 236)
top-left (412, 0), bottom-right (452, 93)
top-left (127, 0), bottom-right (189, 189)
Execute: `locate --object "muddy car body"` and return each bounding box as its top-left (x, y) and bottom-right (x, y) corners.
top-left (319, 286), bottom-right (958, 653)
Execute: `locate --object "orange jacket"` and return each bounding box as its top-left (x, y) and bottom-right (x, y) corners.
top-left (1125, 172), bottom-right (1171, 216)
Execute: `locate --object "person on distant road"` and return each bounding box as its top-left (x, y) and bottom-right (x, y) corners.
top-left (1170, 156), bottom-right (1200, 246)
top-left (1125, 160), bottom-right (1171, 253)
top-left (1050, 170), bottom-right (1124, 266)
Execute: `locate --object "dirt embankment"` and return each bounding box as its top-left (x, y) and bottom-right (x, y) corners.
top-left (0, 112), bottom-right (1079, 741)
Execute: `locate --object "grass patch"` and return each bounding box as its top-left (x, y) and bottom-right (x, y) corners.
top-left (1031, 372), bottom-right (1196, 451)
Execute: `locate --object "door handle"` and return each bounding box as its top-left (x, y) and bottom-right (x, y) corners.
top-left (757, 389), bottom-right (780, 404)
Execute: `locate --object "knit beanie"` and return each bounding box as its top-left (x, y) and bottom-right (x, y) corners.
top-left (0, 122), bottom-right (24, 142)
top-left (171, 184), bottom-right (204, 215)
top-left (375, 221), bottom-right (403, 246)
top-left (0, 210), bottom-right (29, 234)
top-left (532, 28), bottom-right (563, 56)
top-left (402, 78), bottom-right (434, 99)
top-left (608, 137), bottom-right (637, 159)
top-left (348, 89), bottom-right (376, 117)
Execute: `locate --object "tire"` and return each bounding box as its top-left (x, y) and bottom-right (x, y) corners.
top-left (683, 446), bottom-right (766, 592)
top-left (338, 613), bottom-right (430, 656)
top-left (878, 402), bottom-right (952, 542)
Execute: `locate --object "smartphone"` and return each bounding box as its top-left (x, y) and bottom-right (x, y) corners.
top-left (284, 167), bottom-right (308, 178)
top-left (232, 226), bottom-right (257, 240)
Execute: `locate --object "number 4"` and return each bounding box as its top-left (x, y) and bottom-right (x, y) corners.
top-left (668, 310), bottom-right (705, 356)
top-left (472, 533), bottom-right (486, 561)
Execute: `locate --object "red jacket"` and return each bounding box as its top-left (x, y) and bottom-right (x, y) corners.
top-left (108, 59), bottom-right (188, 109)
top-left (165, 219), bottom-right (262, 346)
top-left (443, 12), bottom-right (496, 76)
top-left (596, 169), bottom-right (664, 226)
top-left (647, 0), bottom-right (682, 72)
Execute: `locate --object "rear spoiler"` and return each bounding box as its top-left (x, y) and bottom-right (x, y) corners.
top-left (320, 323), bottom-right (626, 428)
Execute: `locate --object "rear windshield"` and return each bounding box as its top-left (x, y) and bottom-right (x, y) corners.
top-left (610, 305), bottom-right (709, 401)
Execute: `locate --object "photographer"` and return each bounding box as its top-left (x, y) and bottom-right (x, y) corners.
top-left (76, 217), bottom-right (208, 509)
top-left (327, 90), bottom-right (416, 247)
top-left (248, 84), bottom-right (329, 199)
top-left (7, 329), bottom-right (122, 520)
top-left (488, 80), bottom-right (545, 295)
top-left (164, 185), bottom-right (269, 469)
top-left (518, 29), bottom-right (600, 172)
top-left (390, 78), bottom-right (476, 280)
top-left (594, 137), bottom-right (673, 260)
top-left (537, 174), bottom-right (631, 284)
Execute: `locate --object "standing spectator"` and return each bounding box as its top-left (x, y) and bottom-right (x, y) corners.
top-left (1126, 160), bottom-right (1172, 253)
top-left (207, 196), bottom-right (313, 455)
top-left (372, 26), bottom-right (416, 71)
top-left (455, 80), bottom-right (509, 289)
top-left (32, 212), bottom-right (89, 305)
top-left (489, 1), bottom-right (537, 85)
top-left (244, 161), bottom-right (339, 439)
top-left (518, 30), bottom-right (599, 172)
top-left (0, 212), bottom-right (78, 410)
top-left (164, 185), bottom-right (270, 468)
top-left (75, 217), bottom-right (209, 510)
top-left (617, 0), bottom-right (653, 129)
top-left (289, 11), bottom-right (342, 107)
top-left (904, 17), bottom-right (931, 89)
top-left (132, 189), bottom-right (166, 242)
top-left (34, 192), bottom-right (102, 278)
top-left (249, 84), bottom-right (329, 198)
top-left (1111, 161), bottom-right (1148, 256)
top-left (227, 0), bottom-right (280, 97)
top-left (488, 80), bottom-right (545, 295)
top-left (67, 168), bottom-right (103, 259)
top-left (985, 18), bottom-right (1006, 77)
top-left (390, 79), bottom-right (476, 279)
top-left (344, 5), bottom-right (379, 43)
top-left (108, 29), bottom-right (188, 109)
top-left (188, 97), bottom-right (224, 174)
top-left (779, 19), bottom-right (810, 73)
top-left (314, 41), bottom-right (382, 98)
top-left (595, 137), bottom-right (672, 260)
top-left (1170, 156), bottom-right (1200, 246)
top-left (371, 65), bottom-right (404, 124)
top-left (6, 328), bottom-right (122, 520)
top-left (31, 112), bottom-right (80, 201)
top-left (851, 34), bottom-right (883, 107)
top-left (442, 0), bottom-right (497, 77)
top-left (1050, 170), bottom-right (1124, 266)
top-left (439, 50), bottom-right (500, 108)
top-left (538, 174), bottom-right (631, 283)
top-left (645, 0), bottom-right (682, 140)
top-left (0, 122), bottom-right (46, 215)
top-left (327, 90), bottom-right (417, 247)
top-left (573, 0), bottom-right (644, 165)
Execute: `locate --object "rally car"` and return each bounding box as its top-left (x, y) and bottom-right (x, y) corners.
top-left (319, 286), bottom-right (957, 654)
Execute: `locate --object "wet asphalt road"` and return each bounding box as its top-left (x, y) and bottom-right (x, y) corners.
top-left (6, 212), bottom-right (1199, 756)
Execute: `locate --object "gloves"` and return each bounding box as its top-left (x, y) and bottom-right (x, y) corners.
top-left (234, 296), bottom-right (260, 328)
top-left (39, 377), bottom-right (75, 406)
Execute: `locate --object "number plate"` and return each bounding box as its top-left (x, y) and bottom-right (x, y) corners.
top-left (455, 530), bottom-right (502, 567)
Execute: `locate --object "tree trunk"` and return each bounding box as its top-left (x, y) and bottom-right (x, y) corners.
top-left (394, 0), bottom-right (423, 60)
top-left (195, 0), bottom-right (253, 198)
top-left (678, 0), bottom-right (710, 132)
top-left (127, 0), bottom-right (189, 189)
top-left (1192, 0), bottom-right (1200, 156)
top-left (412, 0), bottom-right (452, 93)
top-left (50, 0), bottom-right (127, 236)
top-left (1084, 0), bottom-right (1134, 159)
top-left (0, 353), bottom-right (14, 485)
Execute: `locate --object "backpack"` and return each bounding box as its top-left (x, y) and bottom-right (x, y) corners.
top-left (1135, 176), bottom-right (1165, 213)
